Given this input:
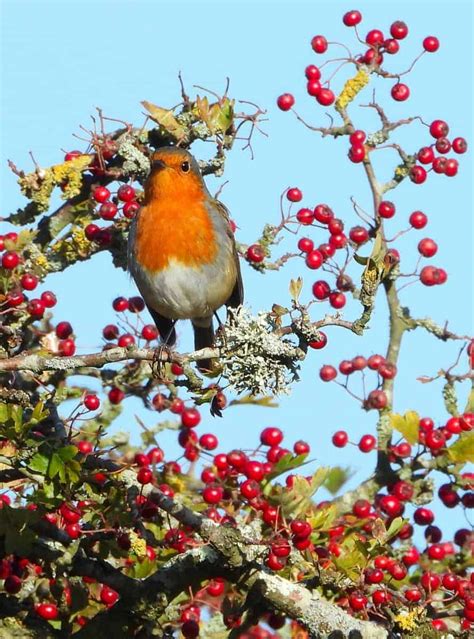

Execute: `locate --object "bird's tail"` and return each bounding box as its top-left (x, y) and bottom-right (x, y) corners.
top-left (193, 322), bottom-right (216, 373)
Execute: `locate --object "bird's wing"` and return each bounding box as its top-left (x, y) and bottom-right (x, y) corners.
top-left (213, 199), bottom-right (244, 308)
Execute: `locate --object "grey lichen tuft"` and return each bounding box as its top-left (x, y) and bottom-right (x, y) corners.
top-left (216, 307), bottom-right (304, 396)
top-left (117, 134), bottom-right (150, 177)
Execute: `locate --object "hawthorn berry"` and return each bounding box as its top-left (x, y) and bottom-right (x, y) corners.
top-left (348, 144), bottom-right (365, 163)
top-left (316, 88), bottom-right (335, 106)
top-left (2, 251), bottom-right (19, 269)
top-left (423, 36), bottom-right (439, 52)
top-left (349, 226), bottom-right (369, 244)
top-left (311, 35), bottom-right (328, 54)
top-left (305, 64), bottom-right (321, 80)
top-left (36, 603), bottom-right (58, 620)
top-left (305, 249), bottom-right (323, 269)
top-left (246, 244), bottom-right (265, 263)
top-left (417, 238), bottom-right (438, 257)
top-left (358, 434), bottom-right (376, 452)
top-left (391, 83), bottom-right (410, 101)
top-left (83, 394), bottom-right (100, 411)
top-left (343, 10), bottom-right (362, 27)
top-left (410, 165), bottom-right (427, 184)
top-left (320, 365), bottom-right (337, 382)
top-left (276, 93), bottom-right (295, 111)
top-left (117, 184), bottom-right (136, 202)
top-left (100, 585), bottom-right (119, 606)
top-left (409, 210), bottom-right (428, 229)
top-left (452, 136), bottom-right (468, 154)
top-left (308, 331), bottom-right (327, 349)
top-left (378, 201), bottom-right (395, 219)
top-left (20, 273), bottom-right (38, 290)
top-left (92, 186), bottom-right (110, 203)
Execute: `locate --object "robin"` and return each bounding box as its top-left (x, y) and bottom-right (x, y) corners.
top-left (127, 146), bottom-right (243, 372)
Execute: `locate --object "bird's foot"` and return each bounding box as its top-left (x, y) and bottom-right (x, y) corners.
top-left (151, 343), bottom-right (174, 381)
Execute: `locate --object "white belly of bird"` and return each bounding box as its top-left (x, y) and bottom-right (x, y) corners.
top-left (131, 255), bottom-right (236, 323)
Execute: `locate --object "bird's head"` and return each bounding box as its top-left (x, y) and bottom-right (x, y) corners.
top-left (144, 147), bottom-right (206, 202)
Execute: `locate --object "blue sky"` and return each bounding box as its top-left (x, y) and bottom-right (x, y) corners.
top-left (1, 1), bottom-right (472, 539)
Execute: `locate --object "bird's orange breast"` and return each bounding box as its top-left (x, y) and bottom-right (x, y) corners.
top-left (133, 191), bottom-right (217, 273)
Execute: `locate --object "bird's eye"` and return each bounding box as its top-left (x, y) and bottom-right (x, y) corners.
top-left (181, 161), bottom-right (190, 173)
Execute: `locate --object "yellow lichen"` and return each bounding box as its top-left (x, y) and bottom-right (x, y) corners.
top-left (129, 530), bottom-right (147, 560)
top-left (335, 68), bottom-right (370, 111)
top-left (51, 226), bottom-right (93, 261)
top-left (18, 155), bottom-right (91, 212)
top-left (394, 607), bottom-right (424, 631)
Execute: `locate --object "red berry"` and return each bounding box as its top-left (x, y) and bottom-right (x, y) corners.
top-left (348, 144), bottom-right (365, 163)
top-left (435, 137), bottom-right (451, 154)
top-left (409, 211), bottom-right (428, 229)
top-left (349, 592), bottom-right (367, 611)
top-left (305, 249), bottom-right (323, 269)
top-left (117, 184), bottom-right (136, 202)
top-left (260, 427), bottom-right (283, 447)
top-left (41, 291), bottom-right (57, 308)
top-left (429, 119), bottom-right (449, 139)
top-left (311, 35), bottom-right (328, 54)
top-left (349, 226), bottom-right (369, 244)
top-left (410, 165), bottom-right (427, 184)
top-left (246, 244), bottom-right (265, 263)
top-left (297, 237), bottom-right (314, 253)
top-left (305, 64), bottom-right (321, 80)
top-left (84, 223), bottom-right (100, 240)
top-left (118, 333), bottom-right (135, 348)
top-left (320, 365), bottom-right (337, 382)
top-left (358, 434), bottom-right (376, 453)
top-left (128, 296), bottom-right (145, 313)
top-left (452, 137), bottom-right (468, 154)
top-left (425, 429), bottom-right (446, 450)
top-left (1, 251), bottom-right (19, 269)
top-left (181, 407), bottom-right (201, 428)
top-left (308, 331), bottom-right (327, 350)
top-left (64, 150), bottom-right (82, 161)
top-left (421, 572), bottom-right (441, 591)
top-left (366, 29), bottom-right (384, 46)
top-left (332, 430), bottom-right (348, 448)
top-left (296, 207), bottom-right (314, 224)
top-left (329, 291), bottom-right (345, 309)
top-left (306, 80), bottom-right (321, 97)
top-left (391, 83), bottom-right (410, 101)
top-left (36, 603), bottom-right (58, 620)
top-left (27, 298), bottom-right (45, 318)
top-left (92, 186), bottom-right (110, 203)
top-left (316, 88), bottom-right (335, 106)
top-left (53, 323), bottom-right (73, 342)
top-left (100, 585), bottom-right (119, 606)
top-left (390, 20), bottom-right (408, 39)
top-left (84, 394), bottom-right (100, 411)
top-left (414, 507), bottom-right (434, 526)
top-left (313, 206), bottom-right (333, 227)
top-left (444, 158), bottom-right (459, 177)
top-left (379, 495), bottom-right (403, 517)
top-left (112, 296), bottom-right (129, 312)
top-left (141, 324), bottom-right (159, 341)
top-left (378, 201), bottom-right (395, 219)
top-left (137, 467), bottom-right (153, 484)
top-left (312, 280), bottom-right (331, 300)
top-left (277, 93), bottom-right (295, 111)
top-left (350, 130), bottom-right (366, 145)
top-left (423, 36), bottom-right (439, 52)
top-left (417, 238), bottom-right (437, 257)
top-left (108, 387), bottom-right (125, 404)
top-left (20, 273), bottom-right (38, 290)
top-left (123, 201), bottom-right (140, 218)
top-left (405, 587), bottom-right (422, 602)
top-left (417, 146), bottom-right (435, 164)
top-left (343, 10), bottom-right (362, 27)
top-left (353, 499), bottom-right (371, 517)
top-left (202, 484), bottom-right (224, 505)
top-left (287, 187), bottom-right (302, 202)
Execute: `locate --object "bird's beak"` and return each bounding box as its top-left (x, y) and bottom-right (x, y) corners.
top-left (150, 158), bottom-right (166, 172)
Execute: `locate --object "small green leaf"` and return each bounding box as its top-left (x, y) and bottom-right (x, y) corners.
top-left (30, 400), bottom-right (49, 424)
top-left (447, 431), bottom-right (474, 463)
top-left (385, 517), bottom-right (405, 541)
top-left (28, 452), bottom-right (49, 474)
top-left (390, 410), bottom-right (419, 445)
top-left (57, 445), bottom-right (78, 462)
top-left (323, 466), bottom-right (354, 495)
top-left (48, 453), bottom-right (64, 479)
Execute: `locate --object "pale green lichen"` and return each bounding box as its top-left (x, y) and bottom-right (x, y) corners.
top-left (216, 307), bottom-right (304, 396)
top-left (117, 134), bottom-right (150, 176)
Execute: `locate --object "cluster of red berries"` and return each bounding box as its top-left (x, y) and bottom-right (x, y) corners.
top-left (277, 12), bottom-right (442, 115)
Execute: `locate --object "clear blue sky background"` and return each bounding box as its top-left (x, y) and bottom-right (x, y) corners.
top-left (1, 1), bottom-right (472, 540)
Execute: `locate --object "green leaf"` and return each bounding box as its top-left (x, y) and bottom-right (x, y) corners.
top-left (278, 467), bottom-right (329, 517)
top-left (48, 453), bottom-right (64, 479)
top-left (0, 506), bottom-right (39, 555)
top-left (207, 98), bottom-right (235, 134)
top-left (30, 400), bottom-right (49, 425)
top-left (323, 466), bottom-right (354, 495)
top-left (385, 517), bottom-right (405, 541)
top-left (28, 452), bottom-right (49, 475)
top-left (57, 445), bottom-right (78, 462)
top-left (390, 410), bottom-right (419, 445)
top-left (264, 453), bottom-right (309, 486)
top-left (447, 431), bottom-right (474, 463)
